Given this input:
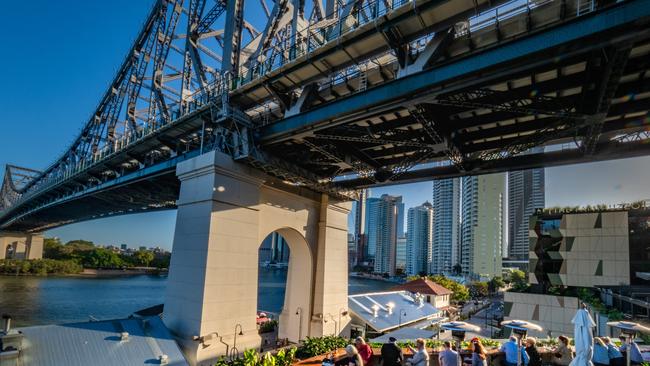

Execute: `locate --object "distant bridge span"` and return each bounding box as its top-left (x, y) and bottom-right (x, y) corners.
top-left (1, 0), bottom-right (650, 232)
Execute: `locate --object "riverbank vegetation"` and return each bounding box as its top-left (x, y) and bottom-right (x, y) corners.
top-left (44, 238), bottom-right (170, 269)
top-left (1, 238), bottom-right (171, 276)
top-left (0, 258), bottom-right (82, 275)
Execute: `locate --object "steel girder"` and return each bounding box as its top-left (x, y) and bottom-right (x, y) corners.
top-left (15, 0), bottom-right (288, 197)
top-left (580, 45), bottom-right (633, 155)
top-left (0, 166), bottom-right (41, 213)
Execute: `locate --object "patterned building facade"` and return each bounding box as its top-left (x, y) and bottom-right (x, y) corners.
top-left (529, 210), bottom-right (631, 288)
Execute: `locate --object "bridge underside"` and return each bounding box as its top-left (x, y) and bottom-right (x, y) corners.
top-left (6, 169), bottom-right (180, 233)
top-left (2, 0), bottom-right (650, 233)
top-left (260, 6), bottom-right (650, 188)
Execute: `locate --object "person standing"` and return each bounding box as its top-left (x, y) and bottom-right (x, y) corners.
top-left (524, 337), bottom-right (542, 366)
top-left (619, 337), bottom-right (644, 365)
top-left (552, 335), bottom-right (573, 366)
top-left (469, 338), bottom-right (487, 366)
top-left (380, 337), bottom-right (403, 366)
top-left (603, 337), bottom-right (624, 366)
top-left (438, 341), bottom-right (461, 366)
top-left (407, 338), bottom-right (430, 366)
top-left (500, 336), bottom-right (530, 366)
top-left (355, 337), bottom-right (374, 366)
top-left (593, 338), bottom-right (610, 366)
top-left (345, 345), bottom-right (365, 366)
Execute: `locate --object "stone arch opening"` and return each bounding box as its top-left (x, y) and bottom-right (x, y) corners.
top-left (257, 227), bottom-right (313, 345)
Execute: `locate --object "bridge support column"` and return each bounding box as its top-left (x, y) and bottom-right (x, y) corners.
top-left (0, 232), bottom-right (43, 260)
top-left (309, 194), bottom-right (352, 338)
top-left (164, 151), bottom-right (351, 366)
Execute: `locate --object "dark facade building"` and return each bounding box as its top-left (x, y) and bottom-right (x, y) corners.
top-left (353, 189), bottom-right (369, 267)
top-left (505, 167), bottom-right (545, 270)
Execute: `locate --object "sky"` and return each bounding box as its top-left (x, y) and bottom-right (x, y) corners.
top-left (1, 1), bottom-right (649, 250)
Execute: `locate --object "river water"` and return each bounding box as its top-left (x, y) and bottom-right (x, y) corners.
top-left (0, 268), bottom-right (392, 327)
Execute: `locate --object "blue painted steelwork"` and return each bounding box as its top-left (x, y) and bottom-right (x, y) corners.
top-left (0, 150), bottom-right (200, 229)
top-left (259, 0), bottom-right (650, 142)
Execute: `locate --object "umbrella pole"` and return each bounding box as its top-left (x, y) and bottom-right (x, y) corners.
top-left (626, 336), bottom-right (631, 366)
top-left (517, 334), bottom-right (522, 366)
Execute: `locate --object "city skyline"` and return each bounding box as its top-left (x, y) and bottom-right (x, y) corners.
top-left (34, 159), bottom-right (650, 250)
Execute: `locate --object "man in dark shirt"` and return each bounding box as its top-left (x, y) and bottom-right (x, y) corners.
top-left (381, 337), bottom-right (403, 366)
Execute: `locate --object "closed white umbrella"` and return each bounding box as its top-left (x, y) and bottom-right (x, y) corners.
top-left (569, 307), bottom-right (596, 366)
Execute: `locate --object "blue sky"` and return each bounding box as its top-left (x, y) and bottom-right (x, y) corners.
top-left (1, 1), bottom-right (649, 250)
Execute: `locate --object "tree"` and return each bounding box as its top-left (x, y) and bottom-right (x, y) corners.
top-left (469, 281), bottom-right (489, 298)
top-left (151, 252), bottom-right (171, 269)
top-left (64, 240), bottom-right (95, 252)
top-left (488, 276), bottom-right (506, 293)
top-left (134, 250), bottom-right (154, 267)
top-left (43, 237), bottom-right (65, 259)
top-left (506, 270), bottom-right (529, 292)
top-left (453, 263), bottom-right (462, 276)
top-left (429, 275), bottom-right (470, 303)
top-left (85, 248), bottom-right (123, 268)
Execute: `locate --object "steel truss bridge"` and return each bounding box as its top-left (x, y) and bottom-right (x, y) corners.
top-left (1, 0), bottom-right (650, 232)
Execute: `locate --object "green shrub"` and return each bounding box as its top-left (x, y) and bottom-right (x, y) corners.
top-left (259, 320), bottom-right (278, 334)
top-left (211, 347), bottom-right (296, 366)
top-left (296, 336), bottom-right (350, 358)
top-left (0, 259), bottom-right (82, 275)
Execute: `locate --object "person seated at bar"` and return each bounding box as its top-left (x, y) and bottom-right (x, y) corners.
top-left (355, 337), bottom-right (373, 366)
top-left (552, 335), bottom-right (573, 366)
top-left (593, 337), bottom-right (610, 366)
top-left (406, 338), bottom-right (429, 366)
top-left (618, 336), bottom-right (644, 365)
top-left (500, 336), bottom-right (529, 366)
top-left (603, 337), bottom-right (624, 366)
top-left (524, 337), bottom-right (542, 366)
top-left (438, 341), bottom-right (460, 366)
top-left (380, 337), bottom-right (403, 366)
top-left (344, 345), bottom-right (364, 366)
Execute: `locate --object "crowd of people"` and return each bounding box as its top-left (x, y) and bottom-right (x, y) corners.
top-left (499, 334), bottom-right (645, 366)
top-left (335, 333), bottom-right (645, 366)
top-left (593, 336), bottom-right (645, 366)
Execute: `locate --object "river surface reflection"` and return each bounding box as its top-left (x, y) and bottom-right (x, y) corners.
top-left (0, 268), bottom-right (392, 327)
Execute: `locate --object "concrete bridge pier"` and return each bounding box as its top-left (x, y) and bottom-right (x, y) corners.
top-left (0, 232), bottom-right (43, 260)
top-left (163, 151), bottom-right (351, 366)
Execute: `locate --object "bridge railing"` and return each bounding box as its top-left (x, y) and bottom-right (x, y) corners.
top-left (233, 0), bottom-right (411, 89)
